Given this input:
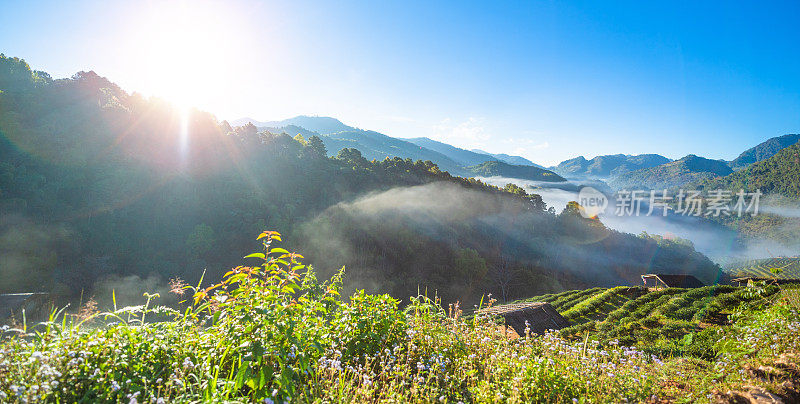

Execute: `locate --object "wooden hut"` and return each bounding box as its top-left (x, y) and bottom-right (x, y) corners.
top-left (0, 293), bottom-right (50, 321)
top-left (478, 302), bottom-right (569, 337)
top-left (641, 274), bottom-right (705, 289)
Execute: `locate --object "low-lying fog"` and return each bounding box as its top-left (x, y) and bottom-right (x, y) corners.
top-left (476, 176), bottom-right (800, 265)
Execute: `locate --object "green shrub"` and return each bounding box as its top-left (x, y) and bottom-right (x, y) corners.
top-left (670, 307), bottom-right (696, 321)
top-left (682, 328), bottom-right (721, 360)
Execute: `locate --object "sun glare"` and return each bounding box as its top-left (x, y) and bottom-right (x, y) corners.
top-left (125, 1), bottom-right (252, 110)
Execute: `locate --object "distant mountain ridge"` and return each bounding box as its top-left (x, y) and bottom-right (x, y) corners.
top-left (551, 154), bottom-right (671, 179)
top-left (319, 130), bottom-right (467, 174)
top-left (237, 116), bottom-right (564, 182)
top-left (467, 161), bottom-right (565, 182)
top-left (405, 137), bottom-right (504, 167)
top-left (470, 149), bottom-right (541, 167)
top-left (729, 134), bottom-right (800, 170)
top-left (701, 142), bottom-right (800, 198)
top-left (231, 115), bottom-right (355, 134)
top-left (610, 155), bottom-right (733, 190)
top-left (235, 116), bottom-right (800, 190)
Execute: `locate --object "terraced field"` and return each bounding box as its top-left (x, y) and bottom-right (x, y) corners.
top-left (515, 287), bottom-right (606, 312)
top-left (501, 284), bottom-right (781, 358)
top-left (724, 257), bottom-right (800, 279)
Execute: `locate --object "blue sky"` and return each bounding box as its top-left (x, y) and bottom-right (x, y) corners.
top-left (1, 0), bottom-right (799, 165)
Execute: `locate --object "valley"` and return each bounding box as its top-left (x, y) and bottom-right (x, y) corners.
top-left (2, 4), bottom-right (800, 399)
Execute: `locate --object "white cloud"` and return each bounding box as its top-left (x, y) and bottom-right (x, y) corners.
top-left (430, 117), bottom-right (551, 163)
top-left (503, 139), bottom-right (549, 154)
top-left (432, 117), bottom-right (491, 147)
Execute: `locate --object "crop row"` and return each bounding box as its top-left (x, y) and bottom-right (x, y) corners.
top-left (724, 257), bottom-right (800, 279)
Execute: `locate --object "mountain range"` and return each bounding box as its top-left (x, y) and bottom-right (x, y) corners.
top-left (728, 133), bottom-right (800, 171)
top-left (237, 116), bottom-right (565, 182)
top-left (700, 141), bottom-right (800, 198)
top-left (470, 149), bottom-right (540, 167)
top-left (609, 155), bottom-right (733, 190)
top-left (237, 115), bottom-right (800, 192)
top-left (548, 154), bottom-right (671, 179)
top-left (605, 136), bottom-right (800, 191)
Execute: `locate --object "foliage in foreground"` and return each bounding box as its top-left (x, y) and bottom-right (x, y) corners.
top-left (1, 233), bottom-right (799, 403)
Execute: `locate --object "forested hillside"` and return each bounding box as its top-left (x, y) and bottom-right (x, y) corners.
top-left (699, 142), bottom-right (800, 198)
top-left (610, 154), bottom-right (733, 190)
top-left (728, 133), bottom-right (800, 170)
top-left (551, 154), bottom-right (670, 179)
top-left (0, 54), bottom-right (720, 306)
top-left (466, 160), bottom-right (565, 182)
top-left (471, 149), bottom-right (539, 167)
top-left (256, 120), bottom-right (471, 175)
top-left (685, 142), bottom-right (800, 244)
top-left (404, 137), bottom-right (503, 167)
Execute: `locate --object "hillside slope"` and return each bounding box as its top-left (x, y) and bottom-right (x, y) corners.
top-left (701, 142), bottom-right (800, 198)
top-left (244, 118), bottom-right (479, 176)
top-left (255, 123), bottom-right (472, 176)
top-left (234, 115), bottom-right (355, 134)
top-left (467, 161), bottom-right (565, 182)
top-left (610, 155), bottom-right (733, 190)
top-left (729, 134), bottom-right (800, 170)
top-left (318, 130), bottom-right (468, 174)
top-left (471, 148), bottom-right (541, 167)
top-left (551, 154), bottom-right (671, 179)
top-left (406, 137), bottom-right (500, 167)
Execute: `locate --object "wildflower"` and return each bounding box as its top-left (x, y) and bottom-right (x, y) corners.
top-left (169, 278), bottom-right (188, 296)
top-left (111, 381), bottom-right (121, 392)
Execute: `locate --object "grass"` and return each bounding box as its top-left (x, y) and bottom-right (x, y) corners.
top-left (1, 232), bottom-right (799, 403)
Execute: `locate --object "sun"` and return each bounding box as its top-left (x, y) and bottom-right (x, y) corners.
top-left (124, 1), bottom-right (252, 110)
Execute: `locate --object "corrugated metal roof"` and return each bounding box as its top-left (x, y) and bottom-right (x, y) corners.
top-left (478, 302), bottom-right (570, 336)
top-left (642, 274), bottom-right (705, 288)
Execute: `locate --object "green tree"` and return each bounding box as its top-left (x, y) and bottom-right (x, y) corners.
top-left (293, 133), bottom-right (308, 146)
top-left (307, 135), bottom-right (327, 157)
top-left (187, 223), bottom-right (216, 258)
top-left (561, 201), bottom-right (583, 217)
top-left (504, 183), bottom-right (528, 196)
top-left (455, 248), bottom-right (487, 279)
top-left (336, 148), bottom-right (368, 166)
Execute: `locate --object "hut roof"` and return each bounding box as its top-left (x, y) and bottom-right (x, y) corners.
top-left (0, 293), bottom-right (48, 320)
top-left (642, 274), bottom-right (705, 288)
top-left (478, 302), bottom-right (569, 336)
